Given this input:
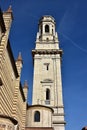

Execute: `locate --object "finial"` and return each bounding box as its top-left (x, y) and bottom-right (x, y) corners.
top-left (17, 52), bottom-right (23, 63)
top-left (24, 80), bottom-right (28, 89)
top-left (6, 5), bottom-right (12, 12)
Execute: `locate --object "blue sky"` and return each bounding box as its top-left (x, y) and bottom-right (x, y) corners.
top-left (0, 0), bottom-right (87, 130)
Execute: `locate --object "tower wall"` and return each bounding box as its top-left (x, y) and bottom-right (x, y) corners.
top-left (31, 16), bottom-right (66, 130)
top-left (26, 105), bottom-right (53, 128)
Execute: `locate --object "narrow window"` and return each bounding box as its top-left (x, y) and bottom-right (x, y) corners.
top-left (41, 25), bottom-right (42, 34)
top-left (44, 63), bottom-right (49, 71)
top-left (47, 64), bottom-right (49, 70)
top-left (46, 89), bottom-right (50, 100)
top-left (34, 111), bottom-right (40, 122)
top-left (52, 29), bottom-right (53, 34)
top-left (45, 25), bottom-right (49, 33)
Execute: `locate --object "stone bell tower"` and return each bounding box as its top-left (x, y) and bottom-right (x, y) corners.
top-left (31, 16), bottom-right (65, 130)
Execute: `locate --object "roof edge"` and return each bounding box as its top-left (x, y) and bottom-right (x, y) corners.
top-left (27, 104), bottom-right (54, 113)
top-left (0, 114), bottom-right (18, 125)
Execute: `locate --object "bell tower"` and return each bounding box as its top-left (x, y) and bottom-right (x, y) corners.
top-left (38, 16), bottom-right (56, 41)
top-left (32, 16), bottom-right (65, 130)
top-left (35, 16), bottom-right (59, 50)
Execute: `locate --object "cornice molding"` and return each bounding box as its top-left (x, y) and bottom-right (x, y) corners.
top-left (32, 49), bottom-right (63, 57)
top-left (52, 121), bottom-right (66, 124)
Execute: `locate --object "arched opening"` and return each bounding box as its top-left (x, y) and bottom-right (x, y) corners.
top-left (46, 89), bottom-right (50, 100)
top-left (52, 28), bottom-right (53, 34)
top-left (34, 111), bottom-right (40, 122)
top-left (40, 25), bottom-right (42, 34)
top-left (45, 25), bottom-right (49, 33)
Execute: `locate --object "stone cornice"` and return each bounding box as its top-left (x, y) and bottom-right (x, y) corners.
top-left (27, 104), bottom-right (54, 113)
top-left (36, 41), bottom-right (59, 44)
top-left (52, 105), bottom-right (64, 108)
top-left (41, 79), bottom-right (53, 83)
top-left (25, 127), bottom-right (53, 130)
top-left (52, 121), bottom-right (66, 124)
top-left (53, 113), bottom-right (65, 116)
top-left (32, 49), bottom-right (63, 57)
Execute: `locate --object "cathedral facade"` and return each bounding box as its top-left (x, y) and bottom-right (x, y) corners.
top-left (0, 7), bottom-right (65, 130)
top-left (0, 7), bottom-right (28, 130)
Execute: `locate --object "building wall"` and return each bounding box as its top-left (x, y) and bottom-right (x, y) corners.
top-left (0, 46), bottom-right (16, 116)
top-left (0, 118), bottom-right (14, 130)
top-left (0, 8), bottom-right (27, 130)
top-left (14, 83), bottom-right (26, 130)
top-left (32, 53), bottom-right (63, 107)
top-left (0, 9), bottom-right (65, 130)
top-left (26, 105), bottom-right (53, 128)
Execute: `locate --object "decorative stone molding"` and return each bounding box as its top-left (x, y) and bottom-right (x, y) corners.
top-left (32, 49), bottom-right (63, 57)
top-left (52, 121), bottom-right (66, 124)
top-left (41, 79), bottom-right (53, 83)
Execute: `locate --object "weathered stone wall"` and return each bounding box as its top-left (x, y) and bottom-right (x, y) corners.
top-left (0, 8), bottom-right (27, 130)
top-left (26, 105), bottom-right (53, 127)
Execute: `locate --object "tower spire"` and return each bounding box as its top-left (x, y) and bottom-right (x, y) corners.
top-left (23, 80), bottom-right (28, 101)
top-left (6, 5), bottom-right (12, 13)
top-left (17, 52), bottom-right (23, 63)
top-left (16, 52), bottom-right (23, 76)
top-left (23, 80), bottom-right (28, 89)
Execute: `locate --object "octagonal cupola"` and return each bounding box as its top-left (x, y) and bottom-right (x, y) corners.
top-left (35, 15), bottom-right (59, 49)
top-left (39, 15), bottom-right (55, 38)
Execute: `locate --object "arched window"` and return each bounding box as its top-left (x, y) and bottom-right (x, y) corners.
top-left (46, 89), bottom-right (50, 100)
top-left (34, 111), bottom-right (40, 122)
top-left (40, 25), bottom-right (42, 34)
top-left (52, 29), bottom-right (53, 34)
top-left (45, 25), bottom-right (49, 33)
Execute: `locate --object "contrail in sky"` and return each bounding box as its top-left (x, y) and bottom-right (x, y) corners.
top-left (58, 32), bottom-right (87, 54)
